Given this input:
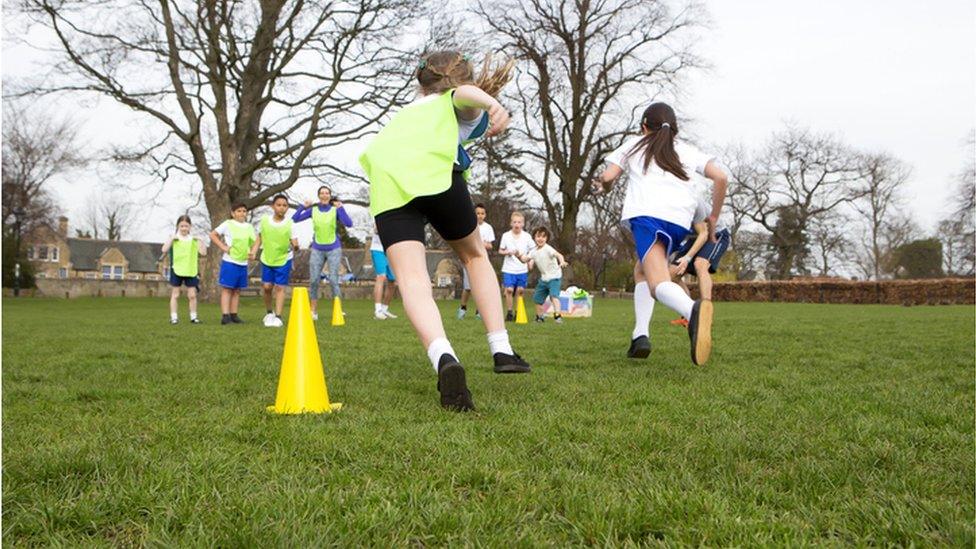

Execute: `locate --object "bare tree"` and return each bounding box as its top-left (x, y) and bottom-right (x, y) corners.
top-left (808, 210), bottom-right (853, 277)
top-left (471, 0), bottom-right (704, 254)
top-left (731, 126), bottom-right (865, 279)
top-left (850, 153), bottom-right (911, 279)
top-left (940, 133), bottom-right (975, 276)
top-left (82, 193), bottom-right (135, 241)
top-left (17, 0), bottom-right (420, 292)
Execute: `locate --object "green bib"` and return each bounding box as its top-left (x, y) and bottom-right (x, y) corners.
top-left (260, 216), bottom-right (293, 267)
top-left (360, 90), bottom-right (459, 216)
top-left (227, 221), bottom-right (256, 262)
top-left (311, 207), bottom-right (338, 246)
top-left (171, 238), bottom-right (198, 278)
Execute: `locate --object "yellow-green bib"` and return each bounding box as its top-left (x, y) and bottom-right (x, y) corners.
top-left (171, 238), bottom-right (198, 278)
top-left (311, 207), bottom-right (338, 246)
top-left (227, 221), bottom-right (256, 262)
top-left (260, 216), bottom-right (293, 267)
top-left (359, 90), bottom-right (459, 216)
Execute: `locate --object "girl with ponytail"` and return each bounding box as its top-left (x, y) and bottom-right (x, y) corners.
top-left (592, 102), bottom-right (728, 366)
top-left (359, 51), bottom-right (529, 413)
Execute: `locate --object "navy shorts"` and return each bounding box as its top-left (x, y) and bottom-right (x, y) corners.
top-left (629, 216), bottom-right (691, 260)
top-left (261, 259), bottom-right (293, 286)
top-left (219, 261), bottom-right (249, 289)
top-left (674, 229), bottom-right (731, 276)
top-left (170, 273), bottom-right (200, 288)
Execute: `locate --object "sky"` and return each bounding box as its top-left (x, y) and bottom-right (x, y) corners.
top-left (2, 0), bottom-right (974, 243)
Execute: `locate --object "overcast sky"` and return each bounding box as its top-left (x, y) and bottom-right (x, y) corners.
top-left (3, 0), bottom-right (974, 243)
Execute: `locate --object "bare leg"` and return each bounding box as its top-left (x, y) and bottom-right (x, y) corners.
top-left (170, 286), bottom-right (180, 317)
top-left (310, 298), bottom-right (318, 316)
top-left (373, 275), bottom-right (385, 305)
top-left (383, 281), bottom-right (396, 306)
top-left (274, 286), bottom-right (286, 316)
top-left (504, 287), bottom-right (514, 312)
top-left (187, 287), bottom-right (198, 316)
top-left (695, 258), bottom-right (713, 301)
top-left (262, 283), bottom-right (273, 312)
top-left (448, 230), bottom-right (504, 334)
top-left (677, 276), bottom-right (691, 297)
top-left (230, 290), bottom-right (240, 314)
top-left (460, 288), bottom-right (471, 307)
top-left (535, 303), bottom-right (544, 317)
top-left (550, 295), bottom-right (561, 315)
top-left (220, 288), bottom-right (232, 314)
top-left (386, 241), bottom-right (445, 348)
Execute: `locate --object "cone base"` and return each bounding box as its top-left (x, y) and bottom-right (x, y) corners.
top-left (266, 402), bottom-right (343, 415)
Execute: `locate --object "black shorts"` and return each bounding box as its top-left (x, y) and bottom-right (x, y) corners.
top-left (375, 172), bottom-right (478, 248)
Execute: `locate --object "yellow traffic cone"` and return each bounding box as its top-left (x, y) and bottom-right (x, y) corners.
top-left (267, 287), bottom-right (342, 414)
top-left (515, 295), bottom-right (529, 324)
top-left (331, 296), bottom-right (345, 326)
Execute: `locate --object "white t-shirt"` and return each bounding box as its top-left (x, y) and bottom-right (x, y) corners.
top-left (256, 216), bottom-right (296, 261)
top-left (527, 244), bottom-right (562, 281)
top-left (478, 222), bottom-right (496, 247)
top-left (214, 219), bottom-right (253, 266)
top-left (499, 230), bottom-right (534, 274)
top-left (606, 137), bottom-right (715, 228)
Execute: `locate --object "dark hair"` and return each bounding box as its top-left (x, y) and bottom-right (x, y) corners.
top-left (175, 214), bottom-right (191, 228)
top-left (533, 226), bottom-right (550, 239)
top-left (231, 202), bottom-right (247, 211)
top-left (627, 102), bottom-right (688, 181)
top-left (417, 51), bottom-right (514, 97)
top-left (317, 186), bottom-right (332, 198)
top-left (474, 203), bottom-right (487, 211)
top-left (272, 194), bottom-right (288, 204)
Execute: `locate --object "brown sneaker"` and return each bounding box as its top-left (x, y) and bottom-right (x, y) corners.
top-left (687, 300), bottom-right (713, 365)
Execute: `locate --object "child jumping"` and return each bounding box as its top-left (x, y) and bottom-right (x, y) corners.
top-left (593, 102), bottom-right (727, 365)
top-left (517, 226), bottom-right (568, 323)
top-left (498, 211), bottom-right (533, 321)
top-left (210, 203), bottom-right (256, 325)
top-left (370, 224), bottom-right (398, 320)
top-left (160, 214), bottom-right (207, 324)
top-left (359, 50), bottom-right (530, 412)
top-left (250, 194), bottom-right (299, 328)
top-left (456, 202), bottom-right (495, 319)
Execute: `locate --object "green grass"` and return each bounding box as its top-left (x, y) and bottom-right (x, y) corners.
top-left (2, 297), bottom-right (973, 546)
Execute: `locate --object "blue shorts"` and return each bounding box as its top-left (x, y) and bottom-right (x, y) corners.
top-left (169, 273), bottom-right (199, 288)
top-left (218, 261), bottom-right (249, 290)
top-left (370, 250), bottom-right (395, 281)
top-left (502, 272), bottom-right (528, 289)
top-left (629, 216), bottom-right (691, 261)
top-left (674, 229), bottom-right (731, 276)
top-left (533, 278), bottom-right (561, 305)
top-left (261, 259), bottom-right (292, 286)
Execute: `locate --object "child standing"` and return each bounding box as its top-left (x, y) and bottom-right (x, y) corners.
top-left (291, 186), bottom-right (353, 320)
top-left (160, 214), bottom-right (207, 324)
top-left (456, 202), bottom-right (495, 319)
top-left (209, 203), bottom-right (256, 325)
top-left (249, 194), bottom-right (299, 328)
top-left (593, 102), bottom-right (727, 365)
top-left (370, 224), bottom-right (398, 320)
top-left (498, 211), bottom-right (533, 321)
top-left (517, 227), bottom-right (568, 323)
top-left (359, 50), bottom-right (529, 412)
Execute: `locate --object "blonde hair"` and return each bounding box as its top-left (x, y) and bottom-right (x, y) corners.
top-left (510, 211), bottom-right (525, 221)
top-left (417, 51), bottom-right (515, 97)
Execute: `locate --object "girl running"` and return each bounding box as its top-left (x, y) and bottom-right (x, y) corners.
top-left (359, 51), bottom-right (529, 412)
top-left (592, 102), bottom-right (728, 365)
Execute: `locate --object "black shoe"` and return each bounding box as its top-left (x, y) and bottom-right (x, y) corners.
top-left (627, 335), bottom-right (651, 359)
top-left (534, 316), bottom-right (545, 323)
top-left (493, 352), bottom-right (531, 374)
top-left (190, 318), bottom-right (201, 324)
top-left (505, 311), bottom-right (515, 322)
top-left (230, 314), bottom-right (244, 324)
top-left (436, 354), bottom-right (475, 412)
top-left (688, 299), bottom-right (713, 366)
top-left (221, 315), bottom-right (232, 325)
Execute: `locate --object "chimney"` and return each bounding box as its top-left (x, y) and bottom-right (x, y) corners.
top-left (58, 216), bottom-right (68, 236)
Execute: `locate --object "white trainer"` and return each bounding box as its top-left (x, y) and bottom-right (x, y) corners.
top-left (374, 311), bottom-right (387, 320)
top-left (383, 310), bottom-right (398, 319)
top-left (262, 313), bottom-right (275, 327)
top-left (272, 316), bottom-right (284, 328)
top-left (311, 312), bottom-right (318, 321)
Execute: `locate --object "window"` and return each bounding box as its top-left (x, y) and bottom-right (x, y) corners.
top-left (113, 266), bottom-right (124, 280)
top-left (27, 246), bottom-right (34, 259)
top-left (50, 246), bottom-right (59, 262)
top-left (59, 268), bottom-right (67, 279)
top-left (38, 246), bottom-right (48, 260)
top-left (102, 266), bottom-right (112, 279)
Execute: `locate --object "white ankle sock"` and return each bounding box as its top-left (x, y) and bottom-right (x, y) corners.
top-left (632, 281), bottom-right (655, 339)
top-left (381, 304), bottom-right (389, 313)
top-left (190, 312), bottom-right (198, 320)
top-left (374, 302), bottom-right (383, 313)
top-left (654, 281), bottom-right (695, 320)
top-left (171, 312), bottom-right (178, 321)
top-left (426, 337), bottom-right (457, 373)
top-left (487, 330), bottom-right (514, 356)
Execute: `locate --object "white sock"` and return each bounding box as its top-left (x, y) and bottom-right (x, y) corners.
top-left (381, 304), bottom-right (389, 313)
top-left (654, 281), bottom-right (695, 320)
top-left (374, 302), bottom-right (383, 313)
top-left (190, 311), bottom-right (198, 320)
top-left (632, 281), bottom-right (654, 339)
top-left (170, 312), bottom-right (178, 321)
top-left (487, 330), bottom-right (514, 356)
top-left (426, 337), bottom-right (457, 373)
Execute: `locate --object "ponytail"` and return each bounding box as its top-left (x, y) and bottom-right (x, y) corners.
top-left (175, 214), bottom-right (191, 229)
top-left (627, 103), bottom-right (689, 181)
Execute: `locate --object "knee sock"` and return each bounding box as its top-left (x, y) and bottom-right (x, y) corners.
top-left (632, 281), bottom-right (654, 339)
top-left (487, 330), bottom-right (514, 356)
top-left (654, 281), bottom-right (694, 320)
top-left (426, 338), bottom-right (457, 373)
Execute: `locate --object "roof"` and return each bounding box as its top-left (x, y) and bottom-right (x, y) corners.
top-left (67, 238), bottom-right (164, 273)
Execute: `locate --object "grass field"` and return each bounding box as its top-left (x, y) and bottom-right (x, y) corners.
top-left (2, 296), bottom-right (973, 546)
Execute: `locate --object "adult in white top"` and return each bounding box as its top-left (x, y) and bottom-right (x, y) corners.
top-left (457, 203), bottom-right (496, 319)
top-left (593, 102), bottom-right (728, 366)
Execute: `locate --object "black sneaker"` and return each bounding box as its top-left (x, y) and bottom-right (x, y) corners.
top-left (534, 316), bottom-right (545, 323)
top-left (687, 299), bottom-right (713, 366)
top-left (436, 354), bottom-right (475, 412)
top-left (230, 314), bottom-right (244, 324)
top-left (505, 311), bottom-right (515, 322)
top-left (493, 352), bottom-right (531, 374)
top-left (190, 318), bottom-right (201, 324)
top-left (627, 335), bottom-right (651, 359)
top-left (221, 315), bottom-right (232, 325)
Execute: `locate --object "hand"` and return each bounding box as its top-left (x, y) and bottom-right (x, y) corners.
top-left (484, 101), bottom-right (510, 137)
top-left (333, 200), bottom-right (343, 209)
top-left (674, 257), bottom-right (689, 276)
top-left (303, 200), bottom-right (312, 208)
top-left (248, 252), bottom-right (256, 261)
top-left (706, 215), bottom-right (718, 243)
top-left (560, 261), bottom-right (569, 268)
top-left (590, 177), bottom-right (605, 195)
top-left (222, 245), bottom-right (231, 254)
